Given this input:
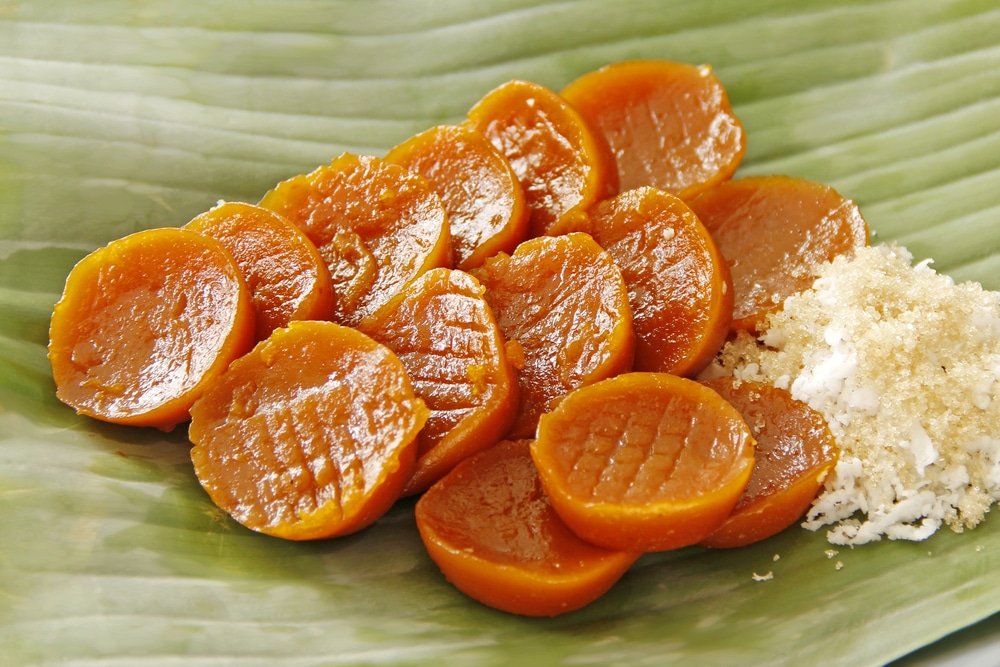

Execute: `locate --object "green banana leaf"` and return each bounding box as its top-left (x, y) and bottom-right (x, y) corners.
top-left (2, 1), bottom-right (1000, 665)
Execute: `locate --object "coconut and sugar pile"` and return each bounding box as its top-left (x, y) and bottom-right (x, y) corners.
top-left (708, 244), bottom-right (1000, 546)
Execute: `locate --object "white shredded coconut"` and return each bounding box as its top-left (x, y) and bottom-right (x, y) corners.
top-left (710, 244), bottom-right (1000, 545)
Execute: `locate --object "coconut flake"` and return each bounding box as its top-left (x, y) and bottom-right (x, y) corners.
top-left (711, 244), bottom-right (1000, 545)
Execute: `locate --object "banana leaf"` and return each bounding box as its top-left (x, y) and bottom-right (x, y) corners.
top-left (2, 1), bottom-right (1000, 665)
